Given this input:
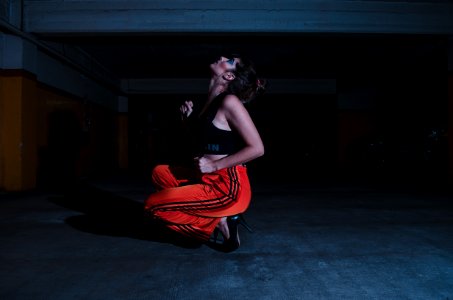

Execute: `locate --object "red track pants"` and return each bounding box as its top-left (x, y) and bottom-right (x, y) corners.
top-left (144, 164), bottom-right (252, 241)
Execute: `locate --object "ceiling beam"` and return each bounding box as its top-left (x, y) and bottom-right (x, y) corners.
top-left (121, 78), bottom-right (336, 95)
top-left (23, 0), bottom-right (453, 35)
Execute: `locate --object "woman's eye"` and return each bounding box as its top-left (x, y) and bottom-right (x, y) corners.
top-left (226, 58), bottom-right (235, 65)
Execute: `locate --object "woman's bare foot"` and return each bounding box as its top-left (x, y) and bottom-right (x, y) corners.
top-left (217, 217), bottom-right (230, 240)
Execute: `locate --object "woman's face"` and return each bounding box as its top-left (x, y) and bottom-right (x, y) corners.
top-left (210, 56), bottom-right (239, 76)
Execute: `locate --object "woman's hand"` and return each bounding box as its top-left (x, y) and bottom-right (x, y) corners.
top-left (194, 156), bottom-right (217, 174)
top-left (180, 100), bottom-right (194, 121)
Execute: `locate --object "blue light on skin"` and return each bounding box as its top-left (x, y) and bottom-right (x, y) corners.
top-left (226, 58), bottom-right (235, 65)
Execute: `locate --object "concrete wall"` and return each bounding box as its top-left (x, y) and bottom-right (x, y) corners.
top-left (0, 33), bottom-right (127, 191)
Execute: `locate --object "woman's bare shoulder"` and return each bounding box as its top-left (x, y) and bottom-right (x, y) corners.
top-left (220, 94), bottom-right (249, 121)
top-left (221, 94), bottom-right (243, 109)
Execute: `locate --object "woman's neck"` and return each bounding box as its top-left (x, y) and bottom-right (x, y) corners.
top-left (208, 78), bottom-right (226, 102)
top-left (198, 78), bottom-right (226, 117)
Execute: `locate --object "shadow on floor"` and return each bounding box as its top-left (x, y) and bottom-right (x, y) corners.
top-left (48, 183), bottom-right (204, 249)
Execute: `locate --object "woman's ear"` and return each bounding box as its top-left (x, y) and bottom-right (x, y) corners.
top-left (222, 71), bottom-right (236, 81)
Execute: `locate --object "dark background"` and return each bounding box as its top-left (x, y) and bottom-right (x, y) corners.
top-left (43, 33), bottom-right (449, 188)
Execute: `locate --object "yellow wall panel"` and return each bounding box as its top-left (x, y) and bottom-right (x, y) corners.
top-left (0, 75), bottom-right (26, 190)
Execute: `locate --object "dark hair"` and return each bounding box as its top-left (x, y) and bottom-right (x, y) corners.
top-left (226, 56), bottom-right (267, 103)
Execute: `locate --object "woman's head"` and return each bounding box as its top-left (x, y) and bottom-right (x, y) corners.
top-left (224, 55), bottom-right (267, 103)
top-left (210, 56), bottom-right (239, 77)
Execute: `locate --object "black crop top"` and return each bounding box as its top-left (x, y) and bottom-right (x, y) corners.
top-left (190, 93), bottom-right (243, 155)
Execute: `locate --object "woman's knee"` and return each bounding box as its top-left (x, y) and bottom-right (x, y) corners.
top-left (151, 164), bottom-right (172, 189)
top-left (152, 164), bottom-right (168, 178)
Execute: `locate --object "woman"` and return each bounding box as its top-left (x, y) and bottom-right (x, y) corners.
top-left (144, 55), bottom-right (266, 252)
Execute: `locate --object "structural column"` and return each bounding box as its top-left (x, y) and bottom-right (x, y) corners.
top-left (0, 71), bottom-right (38, 191)
top-left (116, 113), bottom-right (129, 170)
top-left (449, 76), bottom-right (453, 185)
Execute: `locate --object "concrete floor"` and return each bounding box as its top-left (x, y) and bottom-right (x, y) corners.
top-left (1, 175), bottom-right (453, 300)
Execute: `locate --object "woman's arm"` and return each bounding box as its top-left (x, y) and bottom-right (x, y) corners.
top-left (198, 95), bottom-right (264, 172)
